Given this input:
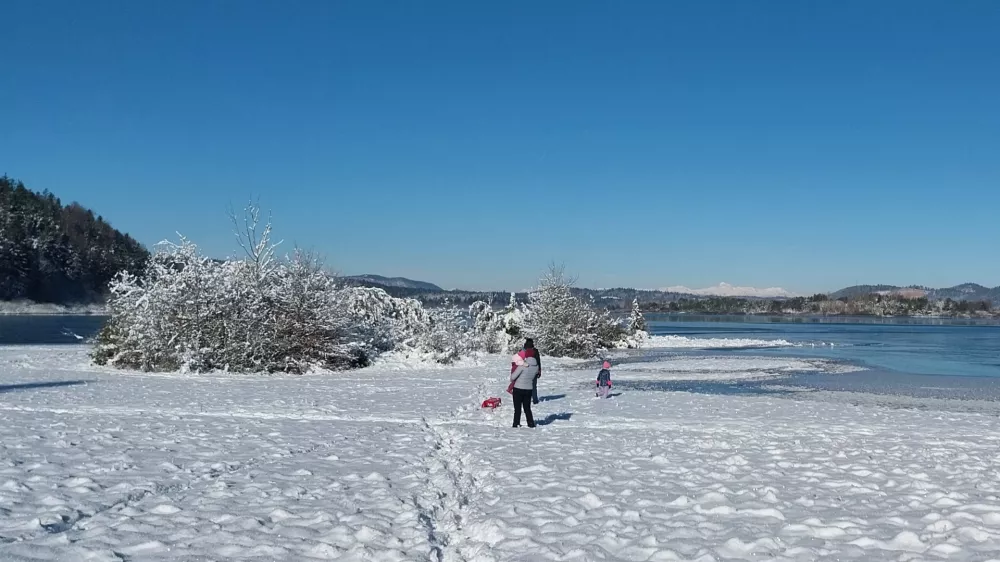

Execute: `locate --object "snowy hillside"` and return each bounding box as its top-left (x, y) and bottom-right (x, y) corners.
top-left (831, 283), bottom-right (1000, 304)
top-left (3, 345), bottom-right (1000, 560)
top-left (660, 282), bottom-right (797, 298)
top-left (343, 274), bottom-right (443, 292)
top-left (0, 176), bottom-right (148, 305)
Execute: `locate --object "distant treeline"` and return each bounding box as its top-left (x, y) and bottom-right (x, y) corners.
top-left (0, 176), bottom-right (149, 304)
top-left (641, 293), bottom-right (994, 317)
top-left (342, 278), bottom-right (997, 317)
top-left (337, 277), bottom-right (528, 307)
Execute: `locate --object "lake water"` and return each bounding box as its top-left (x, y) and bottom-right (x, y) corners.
top-left (649, 315), bottom-right (1000, 377)
top-left (0, 315), bottom-right (107, 345)
top-left (648, 315), bottom-right (1000, 402)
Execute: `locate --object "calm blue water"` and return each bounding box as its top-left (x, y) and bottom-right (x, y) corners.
top-left (648, 315), bottom-right (1000, 378)
top-left (0, 315), bottom-right (107, 345)
top-left (647, 315), bottom-right (1000, 402)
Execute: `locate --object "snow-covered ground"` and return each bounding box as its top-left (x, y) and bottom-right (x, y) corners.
top-left (612, 356), bottom-right (859, 382)
top-left (3, 346), bottom-right (1000, 561)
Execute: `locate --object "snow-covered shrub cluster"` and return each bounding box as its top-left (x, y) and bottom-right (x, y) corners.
top-left (472, 266), bottom-right (649, 359)
top-left (334, 286), bottom-right (431, 356)
top-left (334, 289), bottom-right (475, 365)
top-left (92, 207), bottom-right (650, 371)
top-left (469, 293), bottom-right (527, 354)
top-left (92, 238), bottom-right (369, 373)
top-left (92, 205), bottom-right (481, 373)
top-left (416, 304), bottom-right (475, 364)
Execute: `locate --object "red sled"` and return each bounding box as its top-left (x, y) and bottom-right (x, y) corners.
top-left (481, 397), bottom-right (502, 409)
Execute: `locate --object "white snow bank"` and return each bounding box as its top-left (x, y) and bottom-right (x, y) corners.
top-left (613, 355), bottom-right (855, 381)
top-left (372, 349), bottom-right (493, 371)
top-left (0, 300), bottom-right (106, 316)
top-left (645, 334), bottom-right (797, 349)
top-left (373, 348), bottom-right (590, 373)
top-left (2, 346), bottom-right (999, 561)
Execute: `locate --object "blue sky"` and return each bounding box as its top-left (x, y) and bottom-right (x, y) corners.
top-left (3, 1), bottom-right (999, 293)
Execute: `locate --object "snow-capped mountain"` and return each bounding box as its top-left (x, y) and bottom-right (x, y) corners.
top-left (660, 282), bottom-right (797, 298)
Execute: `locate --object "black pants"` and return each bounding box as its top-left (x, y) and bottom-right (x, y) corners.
top-left (532, 375), bottom-right (539, 404)
top-left (512, 388), bottom-right (535, 428)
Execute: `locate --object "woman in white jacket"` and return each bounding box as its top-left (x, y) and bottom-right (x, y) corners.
top-left (510, 351), bottom-right (539, 428)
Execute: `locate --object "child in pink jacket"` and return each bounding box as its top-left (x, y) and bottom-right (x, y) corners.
top-left (596, 361), bottom-right (612, 398)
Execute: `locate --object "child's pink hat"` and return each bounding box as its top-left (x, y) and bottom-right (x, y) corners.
top-left (603, 361), bottom-right (611, 369)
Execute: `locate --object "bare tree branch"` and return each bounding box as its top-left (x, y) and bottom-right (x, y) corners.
top-left (229, 199), bottom-right (283, 284)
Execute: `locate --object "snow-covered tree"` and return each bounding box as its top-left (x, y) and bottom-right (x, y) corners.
top-left (469, 300), bottom-right (504, 353)
top-left (415, 302), bottom-right (473, 363)
top-left (336, 285), bottom-right (431, 354)
top-left (469, 294), bottom-right (529, 353)
top-left (518, 267), bottom-right (653, 357)
top-left (613, 297), bottom-right (650, 349)
top-left (589, 300), bottom-right (627, 349)
top-left (522, 265), bottom-right (599, 358)
top-left (628, 298), bottom-right (647, 333)
top-left (498, 292), bottom-right (527, 351)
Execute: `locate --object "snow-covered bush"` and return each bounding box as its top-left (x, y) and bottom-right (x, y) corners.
top-left (414, 304), bottom-right (473, 364)
top-left (92, 205), bottom-right (652, 371)
top-left (92, 203), bottom-right (492, 373)
top-left (469, 293), bottom-right (528, 354)
top-left (336, 286), bottom-right (431, 354)
top-left (92, 238), bottom-right (217, 371)
top-left (469, 300), bottom-right (505, 353)
top-left (267, 250), bottom-right (363, 372)
top-left (93, 238), bottom-right (366, 373)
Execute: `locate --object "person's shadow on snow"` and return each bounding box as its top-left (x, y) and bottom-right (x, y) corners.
top-left (536, 412), bottom-right (572, 426)
top-left (0, 380), bottom-right (91, 393)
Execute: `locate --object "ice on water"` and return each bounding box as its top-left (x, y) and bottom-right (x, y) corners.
top-left (644, 335), bottom-right (798, 350)
top-left (3, 344), bottom-right (1000, 561)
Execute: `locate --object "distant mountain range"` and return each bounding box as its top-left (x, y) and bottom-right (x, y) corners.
top-left (660, 282), bottom-right (798, 298)
top-left (343, 274), bottom-right (1000, 306)
top-left (343, 274), bottom-right (443, 292)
